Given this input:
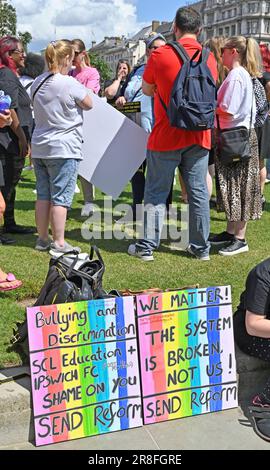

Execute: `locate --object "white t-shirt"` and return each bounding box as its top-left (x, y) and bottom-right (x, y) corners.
top-left (31, 72), bottom-right (88, 159)
top-left (217, 66), bottom-right (256, 130)
top-left (20, 75), bottom-right (33, 97)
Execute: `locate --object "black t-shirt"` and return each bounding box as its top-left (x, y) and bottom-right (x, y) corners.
top-left (104, 78), bottom-right (126, 105)
top-left (234, 258), bottom-right (270, 348)
top-left (0, 67), bottom-right (33, 153)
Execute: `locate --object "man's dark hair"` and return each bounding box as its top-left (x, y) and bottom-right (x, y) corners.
top-left (21, 53), bottom-right (45, 79)
top-left (175, 7), bottom-right (202, 34)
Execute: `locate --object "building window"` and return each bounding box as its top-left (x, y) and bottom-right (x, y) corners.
top-left (237, 21), bottom-right (241, 34)
top-left (265, 3), bottom-right (270, 14)
top-left (247, 20), bottom-right (259, 34)
top-left (231, 25), bottom-right (236, 36)
top-left (207, 13), bottom-right (214, 25)
top-left (248, 2), bottom-right (259, 14)
top-left (225, 27), bottom-right (230, 37)
top-left (218, 28), bottom-right (223, 36)
top-left (265, 20), bottom-right (270, 34)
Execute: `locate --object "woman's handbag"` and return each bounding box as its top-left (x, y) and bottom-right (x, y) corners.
top-left (216, 89), bottom-right (254, 166)
top-left (216, 122), bottom-right (251, 165)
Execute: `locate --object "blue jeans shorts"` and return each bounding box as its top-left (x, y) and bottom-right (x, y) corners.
top-left (33, 158), bottom-right (80, 208)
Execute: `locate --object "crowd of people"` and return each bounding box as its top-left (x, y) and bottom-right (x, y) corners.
top-left (0, 10), bottom-right (269, 267)
top-left (0, 3), bottom-right (269, 442)
top-left (0, 7), bottom-right (268, 272)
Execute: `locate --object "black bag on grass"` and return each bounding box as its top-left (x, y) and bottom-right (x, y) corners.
top-left (10, 245), bottom-right (107, 362)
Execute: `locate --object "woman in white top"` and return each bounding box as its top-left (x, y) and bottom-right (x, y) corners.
top-left (210, 36), bottom-right (262, 256)
top-left (31, 40), bottom-right (92, 255)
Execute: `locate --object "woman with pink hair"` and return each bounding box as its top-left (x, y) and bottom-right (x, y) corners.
top-left (0, 36), bottom-right (34, 236)
top-left (0, 110), bottom-right (22, 291)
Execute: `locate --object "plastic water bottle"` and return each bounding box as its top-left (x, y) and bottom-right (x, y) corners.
top-left (0, 91), bottom-right (11, 111)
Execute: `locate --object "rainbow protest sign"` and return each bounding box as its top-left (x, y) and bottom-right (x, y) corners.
top-left (27, 286), bottom-right (237, 446)
top-left (27, 297), bottom-right (142, 446)
top-left (136, 286), bottom-right (237, 425)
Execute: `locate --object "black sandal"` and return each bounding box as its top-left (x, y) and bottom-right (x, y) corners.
top-left (249, 406), bottom-right (270, 442)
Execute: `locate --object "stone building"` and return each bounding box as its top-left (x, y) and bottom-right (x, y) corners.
top-left (89, 1), bottom-right (270, 76)
top-left (202, 0), bottom-right (270, 42)
top-left (89, 22), bottom-right (161, 75)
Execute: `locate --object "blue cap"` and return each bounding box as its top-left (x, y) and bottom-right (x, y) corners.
top-left (145, 33), bottom-right (166, 49)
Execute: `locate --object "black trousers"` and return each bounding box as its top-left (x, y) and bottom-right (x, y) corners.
top-left (0, 147), bottom-right (25, 227)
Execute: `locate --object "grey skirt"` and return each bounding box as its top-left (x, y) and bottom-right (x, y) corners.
top-left (0, 160), bottom-right (4, 188)
top-left (215, 129), bottom-right (262, 222)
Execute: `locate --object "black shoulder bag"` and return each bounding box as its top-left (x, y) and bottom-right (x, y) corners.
top-left (216, 89), bottom-right (254, 165)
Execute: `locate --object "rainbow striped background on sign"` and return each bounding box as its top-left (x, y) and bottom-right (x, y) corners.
top-left (136, 286), bottom-right (237, 425)
top-left (27, 297), bottom-right (142, 446)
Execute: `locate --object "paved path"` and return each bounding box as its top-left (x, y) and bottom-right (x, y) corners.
top-left (1, 366), bottom-right (270, 450)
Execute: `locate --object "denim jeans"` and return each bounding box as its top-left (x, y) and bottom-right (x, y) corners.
top-left (136, 145), bottom-right (210, 257)
top-left (33, 158), bottom-right (80, 208)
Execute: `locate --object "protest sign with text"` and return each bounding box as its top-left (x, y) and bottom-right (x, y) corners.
top-left (27, 297), bottom-right (142, 446)
top-left (136, 286), bottom-right (237, 424)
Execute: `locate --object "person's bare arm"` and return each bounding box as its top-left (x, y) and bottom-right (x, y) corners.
top-left (142, 79), bottom-right (156, 97)
top-left (77, 94), bottom-right (93, 111)
top-left (246, 311), bottom-right (270, 338)
top-left (105, 79), bottom-right (122, 100)
top-left (265, 82), bottom-right (270, 103)
top-left (10, 109), bottom-right (28, 158)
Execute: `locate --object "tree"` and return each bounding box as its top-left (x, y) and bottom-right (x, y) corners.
top-left (0, 0), bottom-right (16, 37)
top-left (88, 52), bottom-right (113, 89)
top-left (18, 31), bottom-right (33, 52)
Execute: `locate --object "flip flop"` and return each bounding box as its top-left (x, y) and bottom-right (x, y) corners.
top-left (249, 405), bottom-right (270, 442)
top-left (0, 273), bottom-right (22, 292)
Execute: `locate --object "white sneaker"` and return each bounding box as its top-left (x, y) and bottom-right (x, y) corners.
top-left (128, 244), bottom-right (154, 261)
top-left (49, 241), bottom-right (81, 257)
top-left (81, 202), bottom-right (95, 217)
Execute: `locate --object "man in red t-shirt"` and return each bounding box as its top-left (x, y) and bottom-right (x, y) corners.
top-left (128, 7), bottom-right (217, 262)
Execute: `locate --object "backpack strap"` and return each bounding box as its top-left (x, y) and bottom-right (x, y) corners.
top-left (167, 41), bottom-right (190, 63)
top-left (158, 42), bottom-right (190, 113)
top-left (189, 47), bottom-right (210, 64)
top-left (201, 47), bottom-right (210, 63)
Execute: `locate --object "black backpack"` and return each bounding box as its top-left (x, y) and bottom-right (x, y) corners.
top-left (10, 246), bottom-right (110, 362)
top-left (159, 41), bottom-right (217, 131)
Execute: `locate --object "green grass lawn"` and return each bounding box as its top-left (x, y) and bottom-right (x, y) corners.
top-left (0, 169), bottom-right (270, 367)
